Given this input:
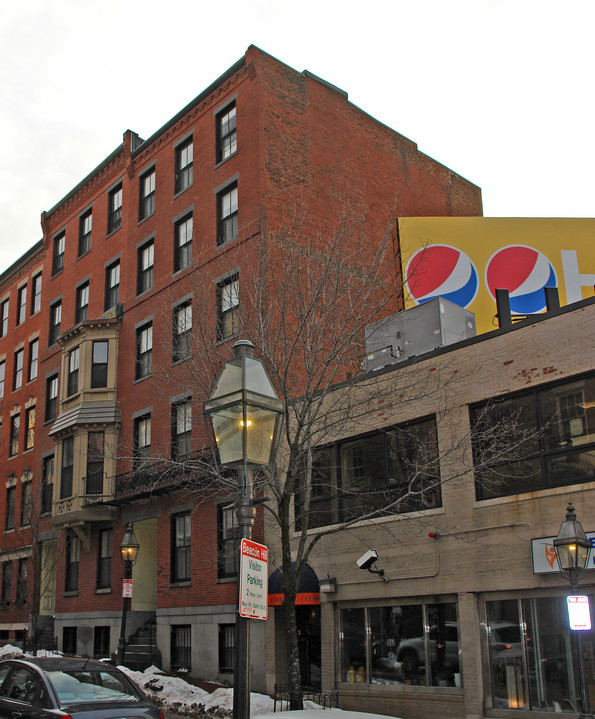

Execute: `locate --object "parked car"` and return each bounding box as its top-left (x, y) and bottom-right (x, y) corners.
top-left (396, 622), bottom-right (460, 673)
top-left (0, 656), bottom-right (164, 718)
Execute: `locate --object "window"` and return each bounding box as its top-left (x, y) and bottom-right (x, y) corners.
top-left (133, 414), bottom-right (151, 469)
top-left (174, 213), bottom-right (192, 272)
top-left (137, 241), bottom-right (154, 294)
top-left (171, 512), bottom-right (191, 583)
top-left (63, 626), bottom-right (77, 654)
top-left (86, 431), bottom-right (104, 495)
top-left (217, 503), bottom-right (239, 579)
top-left (139, 168), bottom-right (155, 221)
top-left (340, 602), bottom-right (460, 687)
top-left (78, 209), bottom-right (92, 256)
top-left (28, 338), bottom-right (38, 381)
top-left (16, 558), bottom-right (27, 604)
top-left (217, 183), bottom-right (238, 245)
top-left (42, 455), bottom-right (54, 515)
top-left (75, 281), bottom-right (89, 323)
top-left (49, 301), bottom-right (61, 346)
top-left (91, 340), bottom-right (108, 388)
top-left (20, 482), bottom-right (31, 526)
top-left (9, 414), bottom-right (20, 456)
top-left (94, 626), bottom-right (110, 657)
top-left (0, 299), bottom-right (9, 337)
top-left (171, 625), bottom-right (191, 672)
top-left (296, 417), bottom-right (441, 530)
top-left (97, 528), bottom-right (112, 590)
top-left (5, 487), bottom-right (16, 530)
top-left (1, 562), bottom-right (12, 604)
top-left (25, 407), bottom-right (35, 450)
top-left (45, 374), bottom-right (58, 421)
top-left (65, 530), bottom-right (80, 592)
top-left (136, 323), bottom-right (152, 379)
top-left (67, 347), bottom-right (80, 396)
top-left (52, 232), bottom-right (65, 275)
top-left (173, 301), bottom-right (192, 362)
top-left (31, 273), bottom-right (42, 315)
top-left (60, 436), bottom-right (74, 498)
top-left (105, 260), bottom-right (120, 310)
top-left (172, 400), bottom-right (192, 460)
top-left (0, 361), bottom-right (4, 399)
top-left (175, 137), bottom-right (193, 194)
top-left (471, 373), bottom-right (595, 500)
top-left (217, 102), bottom-right (237, 163)
top-left (217, 275), bottom-right (239, 341)
top-left (108, 183), bottom-right (122, 234)
top-left (218, 624), bottom-right (235, 673)
top-left (16, 285), bottom-right (27, 325)
top-left (13, 348), bottom-right (24, 389)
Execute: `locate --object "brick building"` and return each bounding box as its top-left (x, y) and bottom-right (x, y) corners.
top-left (268, 296), bottom-right (595, 718)
top-left (0, 45), bottom-right (482, 688)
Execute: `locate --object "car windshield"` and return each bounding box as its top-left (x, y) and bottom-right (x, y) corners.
top-left (47, 670), bottom-right (141, 705)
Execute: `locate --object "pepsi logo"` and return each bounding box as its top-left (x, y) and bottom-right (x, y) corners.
top-left (405, 244), bottom-right (479, 308)
top-left (485, 245), bottom-right (557, 315)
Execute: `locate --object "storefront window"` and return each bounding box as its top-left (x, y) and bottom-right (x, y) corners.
top-left (340, 602), bottom-right (461, 688)
top-left (486, 596), bottom-right (595, 712)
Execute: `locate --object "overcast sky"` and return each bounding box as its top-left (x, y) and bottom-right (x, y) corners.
top-left (1, 0), bottom-right (593, 274)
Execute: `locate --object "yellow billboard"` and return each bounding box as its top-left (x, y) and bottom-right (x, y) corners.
top-left (398, 217), bottom-right (595, 335)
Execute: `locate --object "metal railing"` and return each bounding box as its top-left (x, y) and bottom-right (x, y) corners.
top-left (273, 685), bottom-right (338, 712)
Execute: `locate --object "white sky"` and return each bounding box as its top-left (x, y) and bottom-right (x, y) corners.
top-left (1, 0), bottom-right (593, 274)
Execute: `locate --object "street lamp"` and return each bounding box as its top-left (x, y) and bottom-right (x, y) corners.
top-left (204, 340), bottom-right (284, 719)
top-left (554, 503), bottom-right (593, 719)
top-left (116, 522), bottom-right (140, 666)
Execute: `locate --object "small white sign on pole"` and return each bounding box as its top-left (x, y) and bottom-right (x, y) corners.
top-left (567, 595), bottom-right (592, 631)
top-left (239, 539), bottom-right (268, 620)
top-left (122, 578), bottom-right (133, 599)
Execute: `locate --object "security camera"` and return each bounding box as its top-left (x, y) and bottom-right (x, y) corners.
top-left (357, 549), bottom-right (379, 570)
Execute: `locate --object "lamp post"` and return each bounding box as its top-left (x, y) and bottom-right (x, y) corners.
top-left (116, 522), bottom-right (140, 666)
top-left (204, 340), bottom-right (284, 719)
top-left (554, 503), bottom-right (593, 719)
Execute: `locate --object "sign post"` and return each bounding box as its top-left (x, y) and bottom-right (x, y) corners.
top-left (122, 578), bottom-right (133, 598)
top-left (239, 539), bottom-right (268, 621)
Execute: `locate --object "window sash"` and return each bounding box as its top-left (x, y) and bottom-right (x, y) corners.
top-left (108, 185), bottom-right (123, 233)
top-left (91, 341), bottom-right (109, 388)
top-left (14, 349), bottom-right (24, 389)
top-left (31, 274), bottom-right (42, 315)
top-left (17, 286), bottom-right (27, 325)
top-left (25, 407), bottom-right (35, 450)
top-left (28, 339), bottom-right (39, 381)
top-left (105, 262), bottom-right (120, 309)
top-left (175, 140), bottom-right (193, 193)
top-left (79, 212), bottom-right (92, 255)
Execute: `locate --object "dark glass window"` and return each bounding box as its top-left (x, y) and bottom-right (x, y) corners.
top-left (45, 374), bottom-right (58, 421)
top-left (173, 301), bottom-right (192, 362)
top-left (172, 400), bottom-right (192, 460)
top-left (91, 341), bottom-right (108, 388)
top-left (94, 626), bottom-right (110, 657)
top-left (41, 455), bottom-right (54, 515)
top-left (137, 241), bottom-right (154, 294)
top-left (25, 407), bottom-right (35, 450)
top-left (217, 183), bottom-right (238, 245)
top-left (65, 530), bottom-right (80, 592)
top-left (13, 348), bottom-right (24, 389)
top-left (60, 436), bottom-right (74, 499)
top-left (139, 168), bottom-right (155, 221)
top-left (105, 260), bottom-right (120, 310)
top-left (78, 210), bottom-right (92, 256)
top-left (1, 561), bottom-right (12, 604)
top-left (175, 138), bottom-right (193, 194)
top-left (174, 213), bottom-right (192, 272)
top-left (108, 184), bottom-right (122, 234)
top-left (217, 503), bottom-right (239, 579)
top-left (217, 275), bottom-right (239, 341)
top-left (86, 432), bottom-right (105, 495)
top-left (0, 299), bottom-right (9, 337)
top-left (9, 414), bottom-right (20, 457)
top-left (31, 273), bottom-right (42, 315)
top-left (133, 414), bottom-right (151, 469)
top-left (0, 361), bottom-right (4, 399)
top-left (471, 373), bottom-right (595, 500)
top-left (52, 232), bottom-right (65, 276)
top-left (49, 301), bottom-right (61, 346)
top-left (75, 282), bottom-right (89, 323)
top-left (217, 102), bottom-right (237, 163)
top-left (16, 558), bottom-right (27, 604)
top-left (218, 624), bottom-right (235, 673)
top-left (296, 417), bottom-right (441, 530)
top-left (136, 323), bottom-right (152, 379)
top-left (28, 338), bottom-right (39, 381)
top-left (63, 626), bottom-right (77, 654)
top-left (17, 285), bottom-right (27, 325)
top-left (97, 529), bottom-right (112, 590)
top-left (5, 487), bottom-right (16, 530)
top-left (171, 512), bottom-right (191, 583)
top-left (20, 483), bottom-right (31, 527)
top-left (171, 625), bottom-right (191, 672)
top-left (67, 347), bottom-right (79, 396)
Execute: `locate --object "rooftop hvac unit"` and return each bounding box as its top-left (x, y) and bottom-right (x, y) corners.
top-left (364, 297), bottom-right (476, 371)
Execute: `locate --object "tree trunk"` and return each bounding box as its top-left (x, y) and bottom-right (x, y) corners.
top-left (283, 583), bottom-right (303, 709)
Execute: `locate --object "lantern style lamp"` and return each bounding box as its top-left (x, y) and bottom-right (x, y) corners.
top-left (116, 523), bottom-right (140, 665)
top-left (554, 502), bottom-right (591, 585)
